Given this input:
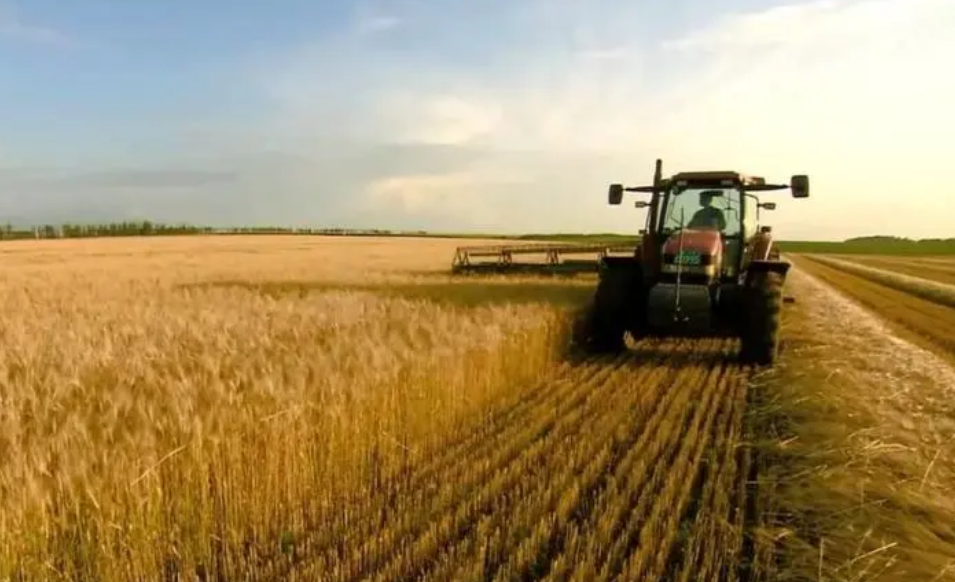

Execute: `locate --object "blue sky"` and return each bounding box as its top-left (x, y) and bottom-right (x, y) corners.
top-left (1, 0), bottom-right (953, 239)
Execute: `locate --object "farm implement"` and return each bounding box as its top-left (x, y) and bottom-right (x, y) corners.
top-left (451, 242), bottom-right (638, 276)
top-left (573, 159), bottom-right (810, 365)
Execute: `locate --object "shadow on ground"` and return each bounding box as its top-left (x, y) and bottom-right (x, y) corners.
top-left (181, 278), bottom-right (595, 309)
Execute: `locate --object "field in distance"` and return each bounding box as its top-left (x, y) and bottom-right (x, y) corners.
top-left (3, 235), bottom-right (955, 582)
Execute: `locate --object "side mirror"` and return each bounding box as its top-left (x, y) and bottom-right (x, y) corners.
top-left (634, 201), bottom-right (649, 209)
top-left (608, 183), bottom-right (623, 205)
top-left (759, 202), bottom-right (777, 210)
top-left (791, 175), bottom-right (809, 198)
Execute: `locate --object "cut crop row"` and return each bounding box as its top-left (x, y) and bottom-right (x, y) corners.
top-left (827, 255), bottom-right (955, 286)
top-left (793, 256), bottom-right (955, 358)
top-left (801, 255), bottom-right (955, 309)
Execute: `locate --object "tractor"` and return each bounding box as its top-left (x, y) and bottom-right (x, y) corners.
top-left (573, 159), bottom-right (809, 365)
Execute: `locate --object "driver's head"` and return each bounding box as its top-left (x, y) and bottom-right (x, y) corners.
top-left (699, 190), bottom-right (720, 207)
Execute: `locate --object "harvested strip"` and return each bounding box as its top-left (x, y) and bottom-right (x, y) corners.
top-left (672, 366), bottom-right (749, 581)
top-left (526, 348), bottom-right (719, 582)
top-left (801, 254), bottom-right (955, 309)
top-left (594, 343), bottom-right (732, 581)
top-left (543, 344), bottom-right (729, 582)
top-left (269, 337), bottom-right (755, 581)
top-left (360, 357), bottom-right (644, 582)
top-left (426, 358), bottom-right (680, 582)
top-left (551, 340), bottom-right (738, 582)
top-left (617, 356), bottom-right (733, 581)
top-left (794, 256), bottom-right (955, 358)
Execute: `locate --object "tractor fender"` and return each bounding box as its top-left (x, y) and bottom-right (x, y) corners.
top-left (751, 231), bottom-right (775, 261)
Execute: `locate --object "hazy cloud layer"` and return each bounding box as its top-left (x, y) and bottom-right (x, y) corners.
top-left (1, 0), bottom-right (953, 238)
top-left (0, 0), bottom-right (75, 46)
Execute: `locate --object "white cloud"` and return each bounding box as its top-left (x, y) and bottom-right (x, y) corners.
top-left (354, 1), bottom-right (402, 35)
top-left (365, 172), bottom-right (486, 220)
top-left (379, 94), bottom-right (505, 146)
top-left (654, 0), bottom-right (955, 239)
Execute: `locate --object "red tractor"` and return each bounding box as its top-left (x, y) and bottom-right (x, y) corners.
top-left (573, 159), bottom-right (809, 365)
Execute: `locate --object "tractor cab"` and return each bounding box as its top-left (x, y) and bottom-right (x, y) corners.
top-left (609, 167), bottom-right (807, 286)
top-left (656, 184), bottom-right (742, 283)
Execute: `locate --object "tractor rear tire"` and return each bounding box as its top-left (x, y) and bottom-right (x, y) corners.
top-left (575, 267), bottom-right (637, 354)
top-left (740, 271), bottom-right (784, 365)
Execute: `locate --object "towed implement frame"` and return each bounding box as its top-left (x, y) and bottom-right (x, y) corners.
top-left (451, 242), bottom-right (638, 276)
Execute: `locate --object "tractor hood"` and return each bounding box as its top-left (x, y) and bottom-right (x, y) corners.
top-left (663, 229), bottom-right (722, 258)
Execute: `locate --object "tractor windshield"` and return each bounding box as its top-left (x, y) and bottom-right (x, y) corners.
top-left (658, 187), bottom-right (742, 238)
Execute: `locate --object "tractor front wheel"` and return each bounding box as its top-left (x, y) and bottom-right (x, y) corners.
top-left (574, 267), bottom-right (637, 354)
top-left (739, 271), bottom-right (784, 365)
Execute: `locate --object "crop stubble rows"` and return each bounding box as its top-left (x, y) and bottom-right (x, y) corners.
top-left (259, 339), bottom-right (763, 581)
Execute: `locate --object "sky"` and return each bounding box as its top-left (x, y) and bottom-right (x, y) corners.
top-left (0, 0), bottom-right (953, 240)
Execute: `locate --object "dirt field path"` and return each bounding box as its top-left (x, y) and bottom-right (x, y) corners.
top-left (760, 266), bottom-right (955, 580)
top-left (260, 339), bottom-right (760, 581)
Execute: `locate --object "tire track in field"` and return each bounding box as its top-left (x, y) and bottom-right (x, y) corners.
top-left (259, 336), bottom-right (760, 582)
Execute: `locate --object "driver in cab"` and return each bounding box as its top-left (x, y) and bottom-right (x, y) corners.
top-left (687, 190), bottom-right (726, 231)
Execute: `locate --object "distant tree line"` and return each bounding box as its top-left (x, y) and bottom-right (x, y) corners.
top-left (0, 221), bottom-right (431, 241)
top-left (3, 222), bottom-right (953, 255)
top-left (778, 236), bottom-right (955, 255)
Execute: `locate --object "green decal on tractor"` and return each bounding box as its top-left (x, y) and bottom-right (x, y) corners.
top-left (674, 250), bottom-right (702, 266)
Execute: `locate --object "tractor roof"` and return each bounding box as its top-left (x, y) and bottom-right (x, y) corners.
top-left (667, 171), bottom-right (766, 187)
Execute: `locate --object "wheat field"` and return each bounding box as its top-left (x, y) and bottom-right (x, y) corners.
top-left (6, 235), bottom-right (955, 582)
